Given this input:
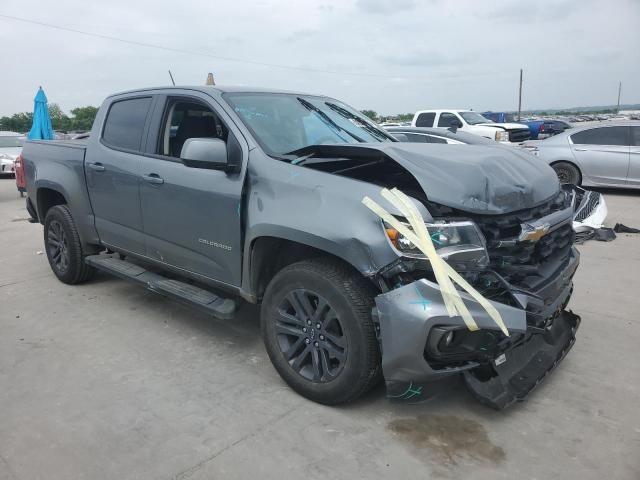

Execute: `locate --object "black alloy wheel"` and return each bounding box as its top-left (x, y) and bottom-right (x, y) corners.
top-left (275, 289), bottom-right (347, 383)
top-left (47, 219), bottom-right (70, 274)
top-left (261, 258), bottom-right (382, 405)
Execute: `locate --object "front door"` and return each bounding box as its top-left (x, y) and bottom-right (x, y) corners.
top-left (569, 126), bottom-right (630, 186)
top-left (85, 96), bottom-right (153, 254)
top-left (138, 94), bottom-right (245, 286)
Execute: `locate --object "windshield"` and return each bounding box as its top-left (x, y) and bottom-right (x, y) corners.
top-left (460, 112), bottom-right (491, 125)
top-left (224, 93), bottom-right (394, 156)
top-left (0, 136), bottom-right (25, 148)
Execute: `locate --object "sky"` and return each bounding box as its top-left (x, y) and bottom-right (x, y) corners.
top-left (0, 0), bottom-right (639, 116)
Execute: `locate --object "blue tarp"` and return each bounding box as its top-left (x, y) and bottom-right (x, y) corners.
top-left (27, 87), bottom-right (54, 140)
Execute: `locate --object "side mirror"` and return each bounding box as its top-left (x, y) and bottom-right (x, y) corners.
top-left (180, 138), bottom-right (230, 171)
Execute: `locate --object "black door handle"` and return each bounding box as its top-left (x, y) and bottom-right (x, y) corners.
top-left (87, 162), bottom-right (105, 172)
top-left (142, 173), bottom-right (164, 185)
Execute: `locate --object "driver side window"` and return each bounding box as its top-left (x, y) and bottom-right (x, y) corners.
top-left (438, 112), bottom-right (459, 128)
top-left (159, 99), bottom-right (228, 158)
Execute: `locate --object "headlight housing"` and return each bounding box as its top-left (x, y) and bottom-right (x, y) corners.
top-left (494, 130), bottom-right (509, 142)
top-left (385, 219), bottom-right (489, 268)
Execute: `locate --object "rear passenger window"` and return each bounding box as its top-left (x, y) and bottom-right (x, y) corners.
top-left (631, 127), bottom-right (640, 146)
top-left (415, 112), bottom-right (435, 127)
top-left (425, 135), bottom-right (448, 144)
top-left (571, 126), bottom-right (629, 146)
top-left (403, 133), bottom-right (429, 143)
top-left (102, 97), bottom-right (152, 151)
top-left (403, 133), bottom-right (448, 144)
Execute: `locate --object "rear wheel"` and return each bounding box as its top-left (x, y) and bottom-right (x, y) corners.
top-left (44, 205), bottom-right (95, 284)
top-left (552, 161), bottom-right (581, 185)
top-left (261, 258), bottom-right (381, 404)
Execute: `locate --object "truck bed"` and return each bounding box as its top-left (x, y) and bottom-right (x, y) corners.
top-left (22, 138), bottom-right (98, 246)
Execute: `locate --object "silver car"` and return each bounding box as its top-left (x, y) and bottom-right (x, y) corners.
top-left (0, 131), bottom-right (25, 177)
top-left (523, 122), bottom-right (640, 188)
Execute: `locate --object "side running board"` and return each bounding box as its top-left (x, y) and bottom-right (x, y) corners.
top-left (84, 254), bottom-right (236, 319)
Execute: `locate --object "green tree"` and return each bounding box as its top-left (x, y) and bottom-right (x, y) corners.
top-left (0, 112), bottom-right (33, 133)
top-left (361, 109), bottom-right (378, 121)
top-left (48, 103), bottom-right (71, 131)
top-left (70, 106), bottom-right (99, 131)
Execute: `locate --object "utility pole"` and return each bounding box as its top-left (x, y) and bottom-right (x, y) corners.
top-left (616, 81), bottom-right (622, 113)
top-left (517, 69), bottom-right (523, 121)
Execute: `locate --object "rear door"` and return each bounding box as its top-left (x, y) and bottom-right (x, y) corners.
top-left (85, 96), bottom-right (153, 253)
top-left (137, 91), bottom-right (246, 286)
top-left (569, 126), bottom-right (630, 186)
top-left (628, 126), bottom-right (640, 187)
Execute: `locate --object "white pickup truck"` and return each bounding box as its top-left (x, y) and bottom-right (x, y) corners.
top-left (411, 110), bottom-right (531, 143)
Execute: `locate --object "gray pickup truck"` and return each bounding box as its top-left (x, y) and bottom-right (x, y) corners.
top-left (22, 86), bottom-right (580, 408)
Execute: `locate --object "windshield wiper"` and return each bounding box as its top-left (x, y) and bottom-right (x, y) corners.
top-left (296, 97), bottom-right (364, 143)
top-left (324, 102), bottom-right (392, 142)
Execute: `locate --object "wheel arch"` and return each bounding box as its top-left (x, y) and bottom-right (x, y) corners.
top-left (36, 187), bottom-right (68, 224)
top-left (248, 236), bottom-right (378, 303)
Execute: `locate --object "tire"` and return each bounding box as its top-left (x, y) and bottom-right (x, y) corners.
top-left (552, 161), bottom-right (581, 185)
top-left (43, 205), bottom-right (96, 284)
top-left (261, 258), bottom-right (381, 404)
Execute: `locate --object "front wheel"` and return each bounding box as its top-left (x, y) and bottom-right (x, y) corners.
top-left (44, 205), bottom-right (95, 284)
top-left (552, 161), bottom-right (581, 185)
top-left (261, 258), bottom-right (381, 404)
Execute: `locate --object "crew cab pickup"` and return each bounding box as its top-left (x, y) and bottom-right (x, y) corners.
top-left (412, 109), bottom-right (531, 143)
top-left (23, 86), bottom-right (580, 409)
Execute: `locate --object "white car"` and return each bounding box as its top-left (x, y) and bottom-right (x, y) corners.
top-left (411, 109), bottom-right (531, 143)
top-left (0, 131), bottom-right (25, 177)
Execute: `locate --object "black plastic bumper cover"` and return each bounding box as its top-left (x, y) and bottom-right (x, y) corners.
top-left (463, 309), bottom-right (580, 409)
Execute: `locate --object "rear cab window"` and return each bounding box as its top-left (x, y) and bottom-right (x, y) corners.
top-left (102, 97), bottom-right (153, 151)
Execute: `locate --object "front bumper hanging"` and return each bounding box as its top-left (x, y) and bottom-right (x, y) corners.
top-left (374, 275), bottom-right (580, 408)
top-left (463, 310), bottom-right (580, 409)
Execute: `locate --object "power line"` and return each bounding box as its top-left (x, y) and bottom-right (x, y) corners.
top-left (0, 13), bottom-right (398, 79)
top-left (0, 13), bottom-right (508, 81)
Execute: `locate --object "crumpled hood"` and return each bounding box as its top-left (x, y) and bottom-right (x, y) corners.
top-left (297, 142), bottom-right (559, 214)
top-left (378, 142), bottom-right (559, 214)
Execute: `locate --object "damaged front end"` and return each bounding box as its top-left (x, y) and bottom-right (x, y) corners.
top-left (373, 190), bottom-right (581, 409)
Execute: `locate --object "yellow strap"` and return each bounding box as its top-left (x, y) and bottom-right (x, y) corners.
top-left (362, 188), bottom-right (509, 336)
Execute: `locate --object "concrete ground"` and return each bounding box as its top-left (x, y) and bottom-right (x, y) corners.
top-left (0, 178), bottom-right (638, 480)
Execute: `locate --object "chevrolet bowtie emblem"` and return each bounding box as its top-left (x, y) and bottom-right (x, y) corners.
top-left (518, 224), bottom-right (550, 242)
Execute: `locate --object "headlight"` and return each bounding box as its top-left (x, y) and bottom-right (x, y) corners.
top-left (385, 219), bottom-right (489, 268)
top-left (494, 130), bottom-right (509, 142)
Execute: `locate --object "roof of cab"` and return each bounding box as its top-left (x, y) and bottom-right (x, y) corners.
top-left (107, 85), bottom-right (319, 99)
